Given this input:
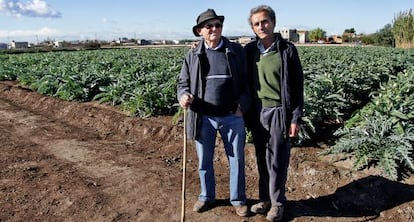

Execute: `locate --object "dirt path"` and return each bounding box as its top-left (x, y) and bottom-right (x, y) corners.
top-left (1, 81), bottom-right (414, 222)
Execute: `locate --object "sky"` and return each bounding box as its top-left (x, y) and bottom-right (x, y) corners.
top-left (0, 0), bottom-right (412, 43)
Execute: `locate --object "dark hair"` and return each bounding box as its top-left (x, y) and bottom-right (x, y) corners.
top-left (248, 5), bottom-right (276, 27)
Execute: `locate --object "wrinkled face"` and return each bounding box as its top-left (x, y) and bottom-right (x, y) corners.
top-left (197, 19), bottom-right (223, 43)
top-left (250, 11), bottom-right (275, 40)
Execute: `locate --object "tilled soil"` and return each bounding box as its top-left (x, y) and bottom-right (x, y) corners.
top-left (1, 81), bottom-right (414, 222)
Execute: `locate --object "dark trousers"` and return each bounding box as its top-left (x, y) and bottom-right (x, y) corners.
top-left (249, 111), bottom-right (270, 202)
top-left (252, 106), bottom-right (291, 206)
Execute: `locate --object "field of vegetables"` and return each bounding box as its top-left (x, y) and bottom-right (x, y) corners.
top-left (1, 45), bottom-right (414, 221)
top-left (1, 46), bottom-right (413, 180)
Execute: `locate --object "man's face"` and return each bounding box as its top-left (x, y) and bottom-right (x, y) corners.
top-left (250, 11), bottom-right (275, 40)
top-left (197, 19), bottom-right (223, 42)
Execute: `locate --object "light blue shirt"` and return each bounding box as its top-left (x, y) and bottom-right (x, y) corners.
top-left (204, 39), bottom-right (224, 50)
top-left (257, 40), bottom-right (276, 55)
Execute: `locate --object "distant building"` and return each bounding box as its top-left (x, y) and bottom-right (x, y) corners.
top-left (161, 40), bottom-right (179, 45)
top-left (137, 39), bottom-right (151, 45)
top-left (0, 43), bottom-right (7, 49)
top-left (327, 35), bottom-right (343, 44)
top-left (227, 36), bottom-right (239, 43)
top-left (237, 36), bottom-right (255, 45)
top-left (297, 30), bottom-right (309, 44)
top-left (10, 41), bottom-right (29, 49)
top-left (279, 28), bottom-right (309, 44)
top-left (53, 41), bottom-right (61, 48)
top-left (280, 28), bottom-right (299, 42)
top-left (226, 36), bottom-right (255, 45)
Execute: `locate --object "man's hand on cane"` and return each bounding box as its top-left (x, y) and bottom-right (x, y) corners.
top-left (180, 94), bottom-right (193, 109)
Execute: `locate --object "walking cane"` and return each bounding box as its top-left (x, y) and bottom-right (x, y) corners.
top-left (181, 108), bottom-right (187, 222)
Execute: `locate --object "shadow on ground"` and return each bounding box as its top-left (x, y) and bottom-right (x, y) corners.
top-left (285, 175), bottom-right (414, 220)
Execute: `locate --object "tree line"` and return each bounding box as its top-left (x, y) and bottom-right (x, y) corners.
top-left (308, 8), bottom-right (413, 48)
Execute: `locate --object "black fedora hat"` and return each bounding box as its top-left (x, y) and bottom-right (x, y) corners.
top-left (192, 9), bottom-right (225, 37)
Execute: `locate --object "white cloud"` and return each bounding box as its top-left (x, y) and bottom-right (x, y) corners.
top-left (101, 17), bottom-right (117, 25)
top-left (0, 0), bottom-right (61, 18)
top-left (0, 27), bottom-right (59, 38)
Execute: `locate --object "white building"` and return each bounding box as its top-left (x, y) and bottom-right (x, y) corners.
top-left (280, 28), bottom-right (299, 42)
top-left (11, 41), bottom-right (29, 49)
top-left (279, 28), bottom-right (309, 44)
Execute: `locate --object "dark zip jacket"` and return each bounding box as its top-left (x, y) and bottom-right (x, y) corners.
top-left (177, 37), bottom-right (251, 140)
top-left (244, 33), bottom-right (304, 134)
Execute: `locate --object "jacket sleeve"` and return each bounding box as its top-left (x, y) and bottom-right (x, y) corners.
top-left (288, 44), bottom-right (304, 125)
top-left (235, 45), bottom-right (251, 114)
top-left (177, 50), bottom-right (192, 102)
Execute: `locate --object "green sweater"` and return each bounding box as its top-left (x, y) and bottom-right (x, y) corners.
top-left (257, 50), bottom-right (282, 107)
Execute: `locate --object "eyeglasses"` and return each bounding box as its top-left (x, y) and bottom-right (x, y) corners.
top-left (203, 23), bottom-right (223, 29)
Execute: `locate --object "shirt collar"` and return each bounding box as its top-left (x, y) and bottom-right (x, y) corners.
top-left (257, 40), bottom-right (276, 54)
top-left (204, 39), bottom-right (224, 50)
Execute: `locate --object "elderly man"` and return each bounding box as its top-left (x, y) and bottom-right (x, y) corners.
top-left (177, 9), bottom-right (251, 217)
